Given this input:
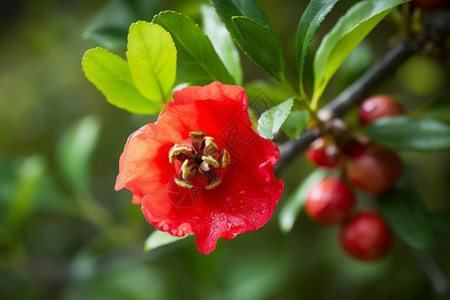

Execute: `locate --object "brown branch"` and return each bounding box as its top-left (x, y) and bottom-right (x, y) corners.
top-left (275, 12), bottom-right (450, 175)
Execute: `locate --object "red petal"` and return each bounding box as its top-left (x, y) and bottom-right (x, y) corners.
top-left (160, 99), bottom-right (251, 147)
top-left (141, 186), bottom-right (195, 237)
top-left (192, 166), bottom-right (284, 254)
top-left (115, 123), bottom-right (175, 197)
top-left (172, 81), bottom-right (248, 112)
top-left (141, 169), bottom-right (283, 254)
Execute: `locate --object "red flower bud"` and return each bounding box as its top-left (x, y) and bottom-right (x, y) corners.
top-left (358, 94), bottom-right (405, 126)
top-left (345, 142), bottom-right (402, 195)
top-left (340, 212), bottom-right (392, 262)
top-left (305, 137), bottom-right (342, 168)
top-left (305, 177), bottom-right (355, 225)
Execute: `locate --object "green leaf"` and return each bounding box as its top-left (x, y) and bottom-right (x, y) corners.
top-left (257, 98), bottom-right (294, 139)
top-left (56, 115), bottom-right (101, 194)
top-left (379, 182), bottom-right (433, 251)
top-left (210, 0), bottom-right (271, 48)
top-left (209, 0), bottom-right (287, 81)
top-left (312, 0), bottom-right (410, 106)
top-left (153, 11), bottom-right (235, 85)
top-left (232, 16), bottom-right (286, 81)
top-left (281, 110), bottom-right (310, 140)
top-left (201, 5), bottom-right (243, 85)
top-left (296, 0), bottom-right (339, 92)
top-left (362, 116), bottom-right (450, 152)
top-left (278, 168), bottom-right (329, 233)
top-left (127, 21), bottom-right (176, 103)
top-left (8, 155), bottom-right (46, 231)
top-left (423, 95), bottom-right (450, 121)
top-left (82, 47), bottom-right (162, 114)
top-left (144, 230), bottom-right (191, 252)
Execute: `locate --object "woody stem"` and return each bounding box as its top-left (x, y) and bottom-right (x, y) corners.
top-left (275, 12), bottom-right (450, 175)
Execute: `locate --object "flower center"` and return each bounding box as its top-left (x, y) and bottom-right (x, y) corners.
top-left (169, 131), bottom-right (231, 190)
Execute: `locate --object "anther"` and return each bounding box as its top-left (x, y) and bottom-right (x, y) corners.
top-left (189, 131), bottom-right (206, 152)
top-left (169, 144), bottom-right (193, 163)
top-left (202, 155), bottom-right (220, 168)
top-left (174, 178), bottom-right (193, 189)
top-left (205, 178), bottom-right (221, 190)
top-left (203, 137), bottom-right (218, 155)
top-left (221, 149), bottom-right (231, 168)
top-left (181, 159), bottom-right (196, 180)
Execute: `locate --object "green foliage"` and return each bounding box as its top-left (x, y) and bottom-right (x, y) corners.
top-left (257, 98), bottom-right (294, 139)
top-left (83, 21), bottom-right (177, 114)
top-left (82, 48), bottom-right (165, 114)
top-left (232, 16), bottom-right (286, 81)
top-left (281, 110), bottom-right (311, 140)
top-left (379, 180), bottom-right (434, 251)
top-left (362, 116), bottom-right (450, 152)
top-left (144, 230), bottom-right (191, 252)
top-left (7, 155), bottom-right (46, 232)
top-left (127, 21), bottom-right (177, 102)
top-left (56, 115), bottom-right (102, 195)
top-left (210, 0), bottom-right (271, 46)
top-left (296, 0), bottom-right (339, 96)
top-left (210, 0), bottom-right (288, 82)
top-left (278, 168), bottom-right (329, 233)
top-left (312, 0), bottom-right (410, 107)
top-left (201, 5), bottom-right (243, 85)
top-left (153, 11), bottom-right (235, 85)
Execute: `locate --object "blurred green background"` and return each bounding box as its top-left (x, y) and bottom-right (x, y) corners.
top-left (1, 0), bottom-right (449, 299)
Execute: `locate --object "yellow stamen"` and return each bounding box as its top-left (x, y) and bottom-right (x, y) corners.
top-left (189, 131), bottom-right (206, 137)
top-left (205, 178), bottom-right (221, 190)
top-left (221, 149), bottom-right (231, 168)
top-left (169, 130), bottom-right (230, 191)
top-left (189, 131), bottom-right (206, 151)
top-left (181, 159), bottom-right (195, 180)
top-left (174, 178), bottom-right (193, 189)
top-left (169, 144), bottom-right (192, 163)
top-left (202, 155), bottom-right (220, 168)
top-left (204, 136), bottom-right (218, 154)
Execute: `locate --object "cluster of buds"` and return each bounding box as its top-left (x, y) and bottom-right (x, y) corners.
top-left (304, 94), bottom-right (405, 262)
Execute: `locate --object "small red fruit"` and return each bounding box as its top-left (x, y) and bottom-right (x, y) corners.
top-left (340, 212), bottom-right (392, 262)
top-left (305, 177), bottom-right (355, 225)
top-left (358, 94), bottom-right (405, 126)
top-left (345, 142), bottom-right (402, 195)
top-left (305, 137), bottom-right (341, 168)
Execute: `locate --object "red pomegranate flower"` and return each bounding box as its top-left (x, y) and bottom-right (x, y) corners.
top-left (115, 81), bottom-right (284, 254)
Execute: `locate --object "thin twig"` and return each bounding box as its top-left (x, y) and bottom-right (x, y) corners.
top-left (275, 12), bottom-right (450, 175)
